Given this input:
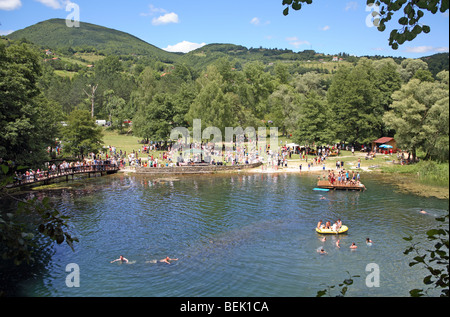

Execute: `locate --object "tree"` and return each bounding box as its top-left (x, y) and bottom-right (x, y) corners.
top-left (293, 91), bottom-right (332, 145)
top-left (399, 58), bottom-right (430, 82)
top-left (282, 0), bottom-right (449, 49)
top-left (133, 93), bottom-right (175, 142)
top-left (327, 61), bottom-right (378, 145)
top-left (239, 61), bottom-right (276, 119)
top-left (83, 84), bottom-right (99, 118)
top-left (383, 72), bottom-right (449, 162)
top-left (266, 84), bottom-right (301, 136)
top-left (0, 43), bottom-right (61, 167)
top-left (61, 109), bottom-right (103, 159)
top-left (103, 89), bottom-right (127, 131)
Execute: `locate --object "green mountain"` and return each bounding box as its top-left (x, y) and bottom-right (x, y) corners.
top-left (421, 52), bottom-right (449, 77)
top-left (7, 18), bottom-right (179, 63)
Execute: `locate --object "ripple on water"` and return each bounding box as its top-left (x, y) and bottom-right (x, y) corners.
top-left (22, 173), bottom-right (448, 297)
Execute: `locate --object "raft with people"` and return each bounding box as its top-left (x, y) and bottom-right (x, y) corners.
top-left (316, 225), bottom-right (349, 235)
top-left (316, 219), bottom-right (348, 234)
top-left (317, 180), bottom-right (366, 191)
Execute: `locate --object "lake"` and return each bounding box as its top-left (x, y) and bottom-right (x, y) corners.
top-left (15, 172), bottom-right (448, 297)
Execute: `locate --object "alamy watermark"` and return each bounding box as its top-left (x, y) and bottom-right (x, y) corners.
top-left (366, 263), bottom-right (380, 288)
top-left (365, 2), bottom-right (380, 28)
top-left (65, 2), bottom-right (80, 28)
top-left (65, 263), bottom-right (80, 288)
top-left (170, 119), bottom-right (279, 164)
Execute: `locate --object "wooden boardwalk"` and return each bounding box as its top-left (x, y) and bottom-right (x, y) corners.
top-left (317, 180), bottom-right (366, 191)
top-left (7, 164), bottom-right (119, 189)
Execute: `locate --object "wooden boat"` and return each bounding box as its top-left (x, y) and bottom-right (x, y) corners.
top-left (317, 180), bottom-right (366, 191)
top-left (316, 225), bottom-right (349, 235)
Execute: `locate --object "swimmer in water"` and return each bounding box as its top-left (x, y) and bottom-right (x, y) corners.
top-left (317, 248), bottom-right (327, 255)
top-left (366, 238), bottom-right (373, 245)
top-left (420, 209), bottom-right (428, 215)
top-left (350, 242), bottom-right (357, 249)
top-left (110, 255), bottom-right (129, 263)
top-left (336, 239), bottom-right (340, 248)
top-left (160, 257), bottom-right (178, 264)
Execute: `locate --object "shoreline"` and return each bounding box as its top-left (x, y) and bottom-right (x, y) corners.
top-left (118, 158), bottom-right (448, 200)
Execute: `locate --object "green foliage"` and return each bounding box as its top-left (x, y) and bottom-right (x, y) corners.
top-left (0, 42), bottom-right (62, 167)
top-left (0, 163), bottom-right (78, 266)
top-left (381, 160), bottom-right (449, 187)
top-left (61, 109), bottom-right (104, 158)
top-left (316, 272), bottom-right (361, 297)
top-left (403, 213), bottom-right (449, 297)
top-left (282, 0), bottom-right (448, 50)
top-left (421, 53), bottom-right (450, 78)
top-left (383, 71), bottom-right (449, 161)
top-left (327, 60), bottom-right (378, 145)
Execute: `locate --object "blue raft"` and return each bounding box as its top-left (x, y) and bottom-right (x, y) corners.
top-left (313, 188), bottom-right (330, 192)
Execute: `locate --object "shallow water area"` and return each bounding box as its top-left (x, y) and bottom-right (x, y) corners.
top-left (16, 172), bottom-right (448, 297)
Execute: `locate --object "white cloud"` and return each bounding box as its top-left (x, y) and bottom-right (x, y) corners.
top-left (140, 4), bottom-right (167, 17)
top-left (404, 46), bottom-right (449, 54)
top-left (250, 17), bottom-right (270, 26)
top-left (286, 36), bottom-right (310, 48)
top-left (250, 17), bottom-right (260, 25)
top-left (405, 46), bottom-right (433, 53)
top-left (345, 1), bottom-right (358, 11)
top-left (163, 41), bottom-right (206, 53)
top-left (152, 12), bottom-right (179, 26)
top-left (435, 46), bottom-right (449, 52)
top-left (35, 0), bottom-right (63, 9)
top-left (34, 0), bottom-right (74, 10)
top-left (320, 25), bottom-right (330, 31)
top-left (0, 0), bottom-right (22, 11)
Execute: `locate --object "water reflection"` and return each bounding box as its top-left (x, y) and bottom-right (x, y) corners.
top-left (7, 172), bottom-right (448, 297)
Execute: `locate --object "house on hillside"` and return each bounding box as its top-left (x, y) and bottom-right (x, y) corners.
top-left (372, 137), bottom-right (397, 153)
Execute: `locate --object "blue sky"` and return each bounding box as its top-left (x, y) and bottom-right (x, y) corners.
top-left (1, 0), bottom-right (448, 58)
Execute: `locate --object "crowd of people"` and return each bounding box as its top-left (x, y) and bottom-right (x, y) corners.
top-left (326, 169), bottom-right (361, 186)
top-left (13, 158), bottom-right (119, 185)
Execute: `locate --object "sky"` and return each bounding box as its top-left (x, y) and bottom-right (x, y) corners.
top-left (0, 0), bottom-right (449, 58)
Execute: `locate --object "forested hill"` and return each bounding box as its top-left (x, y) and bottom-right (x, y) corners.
top-left (7, 18), bottom-right (179, 63)
top-left (7, 18), bottom-right (449, 72)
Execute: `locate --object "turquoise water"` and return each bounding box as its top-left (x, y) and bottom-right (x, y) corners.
top-left (18, 173), bottom-right (448, 297)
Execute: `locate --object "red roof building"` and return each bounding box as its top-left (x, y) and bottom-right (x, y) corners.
top-left (372, 137), bottom-right (397, 152)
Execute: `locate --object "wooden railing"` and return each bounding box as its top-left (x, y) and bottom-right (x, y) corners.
top-left (10, 163), bottom-right (119, 188)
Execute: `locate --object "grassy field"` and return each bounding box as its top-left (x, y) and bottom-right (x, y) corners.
top-left (102, 130), bottom-right (142, 155)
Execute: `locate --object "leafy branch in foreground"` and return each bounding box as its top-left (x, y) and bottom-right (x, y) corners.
top-left (316, 272), bottom-right (361, 297)
top-left (404, 212), bottom-right (449, 297)
top-left (282, 0), bottom-right (449, 50)
top-left (0, 163), bottom-right (78, 265)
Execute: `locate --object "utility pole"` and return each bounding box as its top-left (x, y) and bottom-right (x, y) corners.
top-left (83, 84), bottom-right (99, 118)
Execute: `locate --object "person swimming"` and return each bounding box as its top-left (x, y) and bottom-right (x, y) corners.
top-left (160, 257), bottom-right (178, 264)
top-left (317, 247), bottom-right (327, 255)
top-left (350, 242), bottom-right (357, 249)
top-left (366, 238), bottom-right (373, 246)
top-left (110, 255), bottom-right (129, 263)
